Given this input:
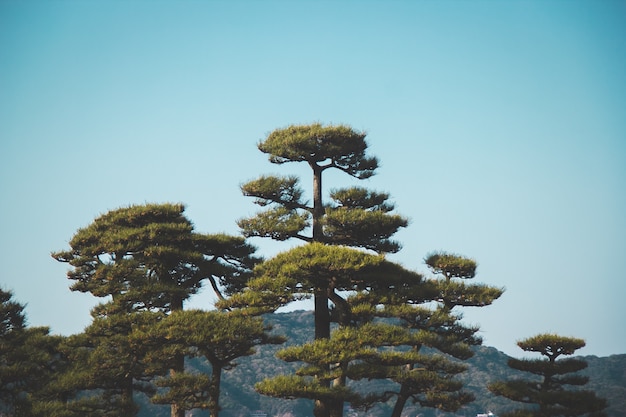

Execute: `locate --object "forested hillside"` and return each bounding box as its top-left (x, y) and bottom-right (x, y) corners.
top-left (138, 311), bottom-right (626, 417)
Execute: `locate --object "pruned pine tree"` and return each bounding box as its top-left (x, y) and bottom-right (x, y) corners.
top-left (384, 252), bottom-right (503, 416)
top-left (236, 123), bottom-right (408, 417)
top-left (238, 123), bottom-right (407, 338)
top-left (488, 334), bottom-right (607, 417)
top-left (147, 309), bottom-right (284, 417)
top-left (343, 297), bottom-right (479, 417)
top-left (335, 252), bottom-right (500, 417)
top-left (52, 203), bottom-right (261, 417)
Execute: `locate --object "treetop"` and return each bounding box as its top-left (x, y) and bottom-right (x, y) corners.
top-left (517, 333), bottom-right (586, 359)
top-left (258, 123), bottom-right (378, 179)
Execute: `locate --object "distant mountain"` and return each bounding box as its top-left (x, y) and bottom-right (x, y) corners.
top-left (138, 310), bottom-right (626, 417)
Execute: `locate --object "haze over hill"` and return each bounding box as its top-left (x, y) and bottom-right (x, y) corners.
top-left (138, 311), bottom-right (626, 417)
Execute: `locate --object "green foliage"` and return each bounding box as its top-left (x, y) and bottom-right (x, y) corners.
top-left (245, 246), bottom-right (494, 416)
top-left (52, 203), bottom-right (259, 311)
top-left (51, 203), bottom-right (262, 417)
top-left (192, 232), bottom-right (261, 297)
top-left (152, 309), bottom-right (284, 366)
top-left (350, 252), bottom-right (503, 417)
top-left (0, 288), bottom-right (26, 335)
top-left (239, 123), bottom-right (411, 416)
top-left (240, 123), bottom-right (406, 253)
top-left (141, 309), bottom-right (284, 416)
top-left (151, 313), bottom-right (624, 417)
top-left (258, 123), bottom-right (377, 179)
top-left (43, 310), bottom-right (165, 417)
top-left (241, 175), bottom-right (308, 209)
top-left (425, 251), bottom-right (478, 280)
top-left (323, 205), bottom-right (407, 253)
top-left (488, 333), bottom-right (608, 417)
top-left (238, 206), bottom-right (311, 241)
top-left (254, 242), bottom-right (387, 289)
top-left (51, 203), bottom-right (201, 310)
top-left (424, 251), bottom-right (504, 313)
top-left (0, 289), bottom-right (61, 415)
top-left (237, 129), bottom-right (501, 417)
top-left (517, 334), bottom-right (586, 360)
top-left (329, 187), bottom-right (394, 212)
top-left (152, 373), bottom-right (212, 410)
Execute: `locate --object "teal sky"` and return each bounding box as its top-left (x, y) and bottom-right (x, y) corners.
top-left (1, 0), bottom-right (624, 358)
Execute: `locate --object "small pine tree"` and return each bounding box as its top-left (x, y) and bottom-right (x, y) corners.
top-left (488, 333), bottom-right (607, 417)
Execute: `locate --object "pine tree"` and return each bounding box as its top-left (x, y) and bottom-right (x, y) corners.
top-left (225, 242), bottom-right (423, 417)
top-left (238, 123), bottom-right (407, 339)
top-left (147, 309), bottom-right (284, 417)
top-left (384, 252), bottom-right (501, 417)
top-left (488, 333), bottom-right (607, 417)
top-left (52, 203), bottom-right (260, 417)
top-left (0, 289), bottom-right (63, 416)
top-left (235, 123), bottom-right (408, 417)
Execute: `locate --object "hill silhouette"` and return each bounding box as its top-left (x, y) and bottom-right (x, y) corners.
top-left (139, 310), bottom-right (626, 417)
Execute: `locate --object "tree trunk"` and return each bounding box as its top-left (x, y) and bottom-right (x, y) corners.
top-left (208, 365), bottom-right (222, 417)
top-left (311, 163), bottom-right (332, 417)
top-left (170, 295), bottom-right (185, 417)
top-left (329, 399), bottom-right (344, 417)
top-left (390, 394), bottom-right (409, 417)
top-left (390, 363), bottom-right (413, 417)
top-left (311, 164), bottom-right (329, 341)
top-left (121, 375), bottom-right (135, 417)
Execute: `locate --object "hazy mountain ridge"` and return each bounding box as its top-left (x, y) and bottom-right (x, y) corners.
top-left (139, 311), bottom-right (626, 417)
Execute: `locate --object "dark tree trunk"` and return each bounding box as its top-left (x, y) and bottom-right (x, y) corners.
top-left (208, 365), bottom-right (222, 417)
top-left (121, 375), bottom-right (136, 417)
top-left (311, 163), bottom-right (332, 417)
top-left (170, 295), bottom-right (185, 417)
top-left (390, 363), bottom-right (413, 417)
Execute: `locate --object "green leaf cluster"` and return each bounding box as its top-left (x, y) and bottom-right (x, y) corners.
top-left (259, 123), bottom-right (377, 179)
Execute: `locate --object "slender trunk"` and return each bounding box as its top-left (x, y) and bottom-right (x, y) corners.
top-left (311, 163), bottom-right (331, 417)
top-left (311, 163), bottom-right (323, 242)
top-left (121, 375), bottom-right (135, 417)
top-left (208, 365), bottom-right (222, 417)
top-left (314, 288), bottom-right (330, 339)
top-left (390, 363), bottom-right (413, 417)
top-left (170, 295), bottom-right (185, 417)
top-left (311, 163), bottom-right (330, 340)
top-left (390, 394), bottom-right (409, 417)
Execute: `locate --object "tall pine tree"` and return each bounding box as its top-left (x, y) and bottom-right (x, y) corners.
top-left (233, 124), bottom-right (503, 417)
top-left (238, 123), bottom-right (407, 340)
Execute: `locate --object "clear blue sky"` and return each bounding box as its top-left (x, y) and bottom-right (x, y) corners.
top-left (1, 0), bottom-right (624, 358)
